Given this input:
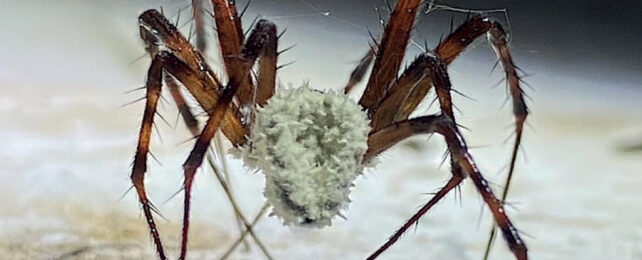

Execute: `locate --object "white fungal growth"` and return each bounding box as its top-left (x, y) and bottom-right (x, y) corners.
top-left (238, 85), bottom-right (370, 227)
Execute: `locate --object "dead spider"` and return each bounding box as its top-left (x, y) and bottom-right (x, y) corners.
top-left (130, 0), bottom-right (529, 259)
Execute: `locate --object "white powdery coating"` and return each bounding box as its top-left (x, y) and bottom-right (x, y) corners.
top-left (240, 86), bottom-right (370, 227)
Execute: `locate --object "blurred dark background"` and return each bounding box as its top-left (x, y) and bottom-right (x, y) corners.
top-left (261, 0), bottom-right (642, 89)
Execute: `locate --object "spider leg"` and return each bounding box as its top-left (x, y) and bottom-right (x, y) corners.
top-left (139, 9), bottom-right (247, 145)
top-left (483, 21), bottom-right (529, 259)
top-left (370, 54), bottom-right (433, 131)
top-left (393, 16), bottom-right (494, 120)
top-left (255, 26), bottom-right (277, 106)
top-left (365, 115), bottom-right (527, 260)
top-left (130, 55), bottom-right (168, 260)
top-left (344, 45), bottom-right (376, 94)
top-left (367, 175), bottom-right (464, 260)
top-left (359, 0), bottom-right (421, 114)
top-left (429, 53), bottom-right (527, 260)
top-left (367, 55), bottom-right (527, 260)
top-left (165, 75), bottom-right (201, 136)
top-left (211, 0), bottom-right (256, 105)
top-left (178, 20), bottom-right (276, 260)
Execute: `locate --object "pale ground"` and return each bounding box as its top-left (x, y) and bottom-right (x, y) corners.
top-left (1, 1), bottom-right (642, 260)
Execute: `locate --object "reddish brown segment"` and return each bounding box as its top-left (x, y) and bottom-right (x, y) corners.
top-left (427, 52), bottom-right (528, 260)
top-left (139, 9), bottom-right (222, 87)
top-left (211, 0), bottom-right (255, 105)
top-left (366, 114), bottom-right (445, 160)
top-left (359, 0), bottom-right (421, 114)
top-left (393, 16), bottom-right (494, 121)
top-left (370, 54), bottom-right (433, 131)
top-left (139, 9), bottom-right (246, 145)
top-left (369, 16), bottom-right (494, 130)
top-left (130, 56), bottom-right (167, 260)
top-left (255, 26), bottom-right (278, 105)
top-left (366, 115), bottom-right (528, 260)
top-left (366, 53), bottom-right (527, 260)
top-left (178, 19), bottom-right (276, 260)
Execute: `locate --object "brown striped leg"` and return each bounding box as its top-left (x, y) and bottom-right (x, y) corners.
top-left (158, 52), bottom-right (271, 258)
top-left (367, 54), bottom-right (527, 259)
top-left (255, 26), bottom-right (278, 106)
top-left (483, 21), bottom-right (529, 259)
top-left (370, 16), bottom-right (497, 130)
top-left (139, 9), bottom-right (247, 146)
top-left (210, 0), bottom-right (255, 105)
top-left (130, 55), bottom-right (168, 260)
top-left (370, 54), bottom-right (433, 131)
top-left (365, 115), bottom-right (527, 260)
top-left (359, 0), bottom-right (421, 114)
top-left (428, 53), bottom-right (528, 260)
top-left (178, 20), bottom-right (276, 260)
top-left (392, 16), bottom-right (494, 121)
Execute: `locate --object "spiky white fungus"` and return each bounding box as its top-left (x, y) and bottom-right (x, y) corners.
top-left (238, 85), bottom-right (370, 227)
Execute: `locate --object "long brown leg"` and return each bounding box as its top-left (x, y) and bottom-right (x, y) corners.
top-left (370, 54), bottom-right (433, 131)
top-left (211, 0), bottom-right (256, 105)
top-left (429, 53), bottom-right (527, 260)
top-left (255, 26), bottom-right (278, 106)
top-left (483, 21), bottom-right (529, 259)
top-left (367, 55), bottom-right (527, 259)
top-left (179, 20), bottom-right (276, 259)
top-left (359, 0), bottom-right (421, 114)
top-left (139, 9), bottom-right (247, 146)
top-left (366, 114), bottom-right (527, 260)
top-left (130, 55), bottom-right (168, 260)
top-left (375, 16), bottom-right (494, 126)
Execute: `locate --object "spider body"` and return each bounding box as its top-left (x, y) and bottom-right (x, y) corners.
top-left (130, 1), bottom-right (529, 259)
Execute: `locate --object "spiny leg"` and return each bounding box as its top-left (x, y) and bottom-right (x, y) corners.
top-left (359, 0), bottom-right (421, 114)
top-left (130, 55), bottom-right (167, 260)
top-left (211, 0), bottom-right (256, 105)
top-left (158, 52), bottom-right (270, 259)
top-left (370, 54), bottom-right (433, 131)
top-left (254, 27), bottom-right (277, 106)
top-left (376, 16), bottom-right (494, 125)
top-left (139, 9), bottom-right (247, 146)
top-left (483, 21), bottom-right (529, 259)
top-left (365, 114), bottom-right (527, 260)
top-left (367, 55), bottom-right (527, 259)
top-left (366, 18), bottom-right (530, 258)
top-left (168, 3), bottom-right (253, 244)
top-left (428, 53), bottom-right (527, 260)
top-left (179, 20), bottom-right (276, 260)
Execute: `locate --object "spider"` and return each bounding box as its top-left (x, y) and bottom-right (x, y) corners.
top-left (131, 0), bottom-right (529, 259)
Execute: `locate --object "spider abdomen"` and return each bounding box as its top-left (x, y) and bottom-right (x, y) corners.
top-left (239, 86), bottom-right (370, 227)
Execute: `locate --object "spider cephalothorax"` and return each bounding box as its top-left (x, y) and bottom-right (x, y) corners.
top-left (130, 1), bottom-right (530, 259)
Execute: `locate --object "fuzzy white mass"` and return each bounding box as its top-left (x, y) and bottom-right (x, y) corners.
top-left (239, 86), bottom-right (370, 227)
